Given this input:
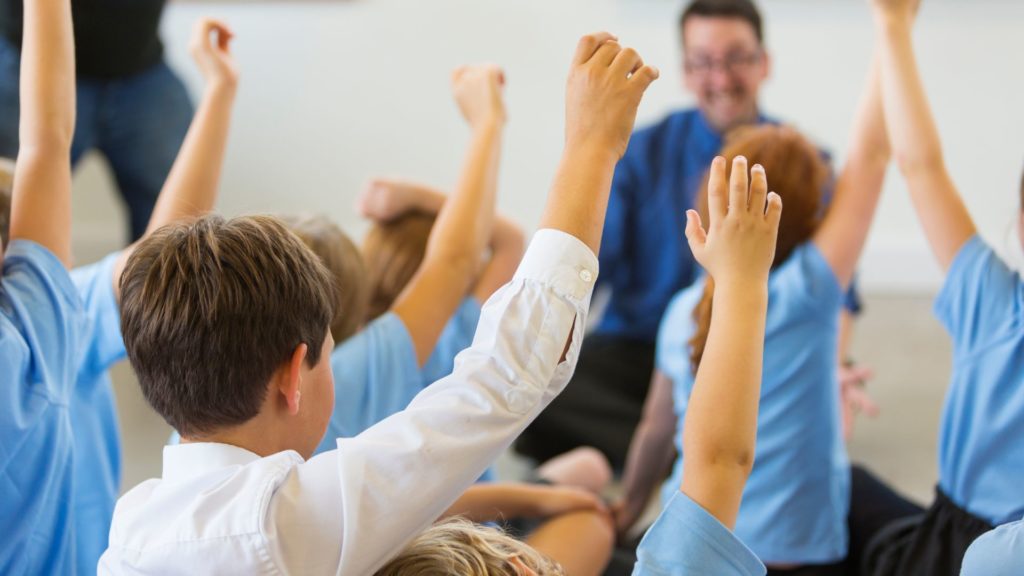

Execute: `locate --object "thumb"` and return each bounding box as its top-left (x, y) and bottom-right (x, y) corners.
top-left (684, 210), bottom-right (707, 254)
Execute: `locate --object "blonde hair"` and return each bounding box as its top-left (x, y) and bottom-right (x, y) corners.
top-left (281, 214), bottom-right (369, 344)
top-left (361, 212), bottom-right (436, 322)
top-left (376, 518), bottom-right (564, 576)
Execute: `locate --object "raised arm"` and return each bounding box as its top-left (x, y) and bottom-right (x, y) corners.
top-left (358, 179), bottom-right (526, 303)
top-left (680, 157), bottom-right (780, 528)
top-left (812, 48), bottom-right (890, 289)
top-left (112, 19), bottom-right (238, 297)
top-left (390, 66), bottom-right (505, 365)
top-left (8, 0), bottom-right (76, 266)
top-left (539, 33), bottom-right (659, 253)
top-left (872, 0), bottom-right (975, 271)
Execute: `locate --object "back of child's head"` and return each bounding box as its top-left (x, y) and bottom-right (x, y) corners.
top-left (689, 125), bottom-right (829, 372)
top-left (0, 157), bottom-right (14, 248)
top-left (119, 214), bottom-right (335, 438)
top-left (375, 518), bottom-right (564, 576)
top-left (362, 212), bottom-right (436, 322)
top-left (282, 214), bottom-right (369, 344)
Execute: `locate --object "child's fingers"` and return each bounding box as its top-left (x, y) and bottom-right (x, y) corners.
top-left (591, 40), bottom-right (623, 67)
top-left (728, 155), bottom-right (749, 214)
top-left (628, 64), bottom-right (660, 91)
top-left (749, 164), bottom-right (768, 215)
top-left (765, 191), bottom-right (783, 229)
top-left (706, 156), bottom-right (727, 225)
top-left (572, 32), bottom-right (618, 66)
top-left (610, 47), bottom-right (642, 78)
top-left (684, 209), bottom-right (707, 251)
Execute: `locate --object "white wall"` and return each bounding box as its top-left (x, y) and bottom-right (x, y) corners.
top-left (71, 0), bottom-right (1024, 291)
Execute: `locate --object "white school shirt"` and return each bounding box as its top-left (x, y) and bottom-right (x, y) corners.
top-left (98, 229), bottom-right (597, 576)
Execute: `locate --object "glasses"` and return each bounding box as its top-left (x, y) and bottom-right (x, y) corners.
top-left (684, 50), bottom-right (763, 76)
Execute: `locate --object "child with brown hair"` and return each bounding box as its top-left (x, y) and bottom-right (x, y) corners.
top-left (100, 30), bottom-right (659, 575)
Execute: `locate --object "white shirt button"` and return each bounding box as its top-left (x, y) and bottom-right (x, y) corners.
top-left (579, 269), bottom-right (594, 283)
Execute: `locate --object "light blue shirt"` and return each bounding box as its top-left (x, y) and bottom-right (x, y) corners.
top-left (657, 243), bottom-right (849, 565)
top-left (316, 312), bottom-right (421, 451)
top-left (70, 252), bottom-right (126, 576)
top-left (960, 517), bottom-right (1024, 576)
top-left (934, 236), bottom-right (1024, 525)
top-left (421, 298), bottom-right (481, 386)
top-left (0, 240), bottom-right (85, 575)
top-left (633, 491), bottom-right (766, 576)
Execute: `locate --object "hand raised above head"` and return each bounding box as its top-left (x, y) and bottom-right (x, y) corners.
top-left (451, 64), bottom-right (506, 129)
top-left (685, 156), bottom-right (782, 287)
top-left (356, 178), bottom-right (419, 223)
top-left (564, 32), bottom-right (660, 160)
top-left (190, 18), bottom-right (238, 89)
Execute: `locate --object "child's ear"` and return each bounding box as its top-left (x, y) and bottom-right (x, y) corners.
top-left (279, 343), bottom-right (308, 415)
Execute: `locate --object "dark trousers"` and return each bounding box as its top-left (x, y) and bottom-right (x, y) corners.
top-left (515, 334), bottom-right (656, 469)
top-left (0, 37), bottom-right (193, 241)
top-left (862, 487), bottom-right (992, 576)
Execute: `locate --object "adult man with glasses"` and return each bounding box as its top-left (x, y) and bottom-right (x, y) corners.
top-left (517, 0), bottom-right (864, 471)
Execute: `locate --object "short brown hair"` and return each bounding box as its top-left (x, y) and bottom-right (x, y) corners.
top-left (689, 125), bottom-right (828, 372)
top-left (120, 214), bottom-right (335, 438)
top-left (680, 0), bottom-right (764, 44)
top-left (375, 518), bottom-right (564, 576)
top-left (362, 212), bottom-right (436, 322)
top-left (283, 214), bottom-right (369, 343)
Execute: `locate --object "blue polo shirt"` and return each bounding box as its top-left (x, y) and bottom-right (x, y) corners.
top-left (960, 517), bottom-right (1024, 576)
top-left (634, 491), bottom-right (766, 576)
top-left (598, 108), bottom-right (855, 342)
top-left (421, 297), bottom-right (481, 386)
top-left (0, 240), bottom-right (85, 575)
top-left (70, 252), bottom-right (126, 576)
top-left (657, 242), bottom-right (849, 565)
top-left (934, 236), bottom-right (1024, 526)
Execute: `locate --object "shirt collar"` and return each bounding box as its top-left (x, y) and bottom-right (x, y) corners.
top-left (162, 442), bottom-right (263, 482)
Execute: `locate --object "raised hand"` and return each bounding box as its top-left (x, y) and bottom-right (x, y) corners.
top-left (356, 178), bottom-right (422, 223)
top-left (685, 156), bottom-right (782, 288)
top-left (564, 32), bottom-right (660, 160)
top-left (451, 64), bottom-right (506, 129)
top-left (190, 18), bottom-right (237, 89)
top-left (870, 0), bottom-right (919, 19)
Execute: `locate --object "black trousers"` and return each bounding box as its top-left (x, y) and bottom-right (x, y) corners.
top-left (514, 335), bottom-right (656, 469)
top-left (862, 487), bottom-right (993, 576)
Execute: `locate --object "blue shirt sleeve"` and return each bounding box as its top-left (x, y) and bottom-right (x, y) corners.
top-left (774, 243), bottom-right (843, 316)
top-left (961, 518), bottom-right (1024, 576)
top-left (0, 240), bottom-right (84, 409)
top-left (71, 252), bottom-right (127, 379)
top-left (421, 297), bottom-right (481, 386)
top-left (934, 236), bottom-right (1021, 355)
top-left (317, 312), bottom-right (422, 450)
top-left (633, 491), bottom-right (766, 576)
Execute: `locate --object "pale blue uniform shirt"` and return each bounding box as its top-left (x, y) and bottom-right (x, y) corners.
top-left (315, 299), bottom-right (495, 480)
top-left (960, 517), bottom-right (1024, 576)
top-left (633, 491), bottom-right (766, 576)
top-left (934, 236), bottom-right (1024, 525)
top-left (657, 243), bottom-right (849, 565)
top-left (70, 252), bottom-right (126, 575)
top-left (0, 240), bottom-right (85, 575)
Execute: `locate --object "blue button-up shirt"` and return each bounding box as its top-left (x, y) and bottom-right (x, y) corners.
top-left (597, 108), bottom-right (855, 342)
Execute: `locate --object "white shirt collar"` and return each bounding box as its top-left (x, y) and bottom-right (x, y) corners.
top-left (162, 442), bottom-right (265, 482)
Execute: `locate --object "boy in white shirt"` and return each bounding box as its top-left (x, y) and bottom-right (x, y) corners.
top-left (99, 31), bottom-right (659, 575)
